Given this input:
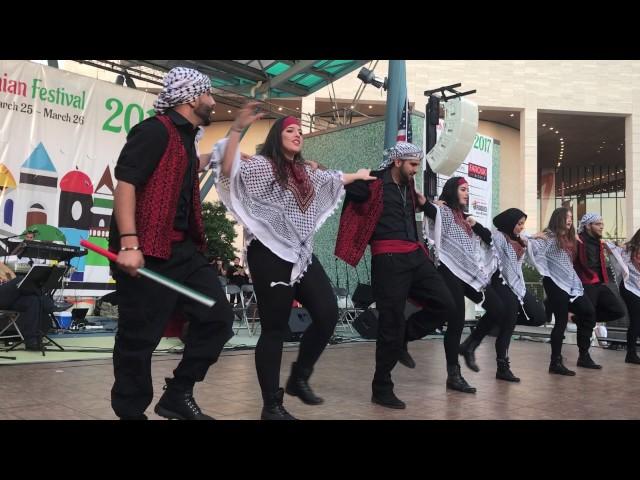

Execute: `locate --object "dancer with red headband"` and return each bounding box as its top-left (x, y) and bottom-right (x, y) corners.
top-left (423, 176), bottom-right (505, 394)
top-left (215, 104), bottom-right (374, 420)
top-left (335, 142), bottom-right (456, 409)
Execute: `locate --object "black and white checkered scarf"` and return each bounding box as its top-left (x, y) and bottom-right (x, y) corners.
top-left (213, 138), bottom-right (344, 286)
top-left (526, 233), bottom-right (584, 300)
top-left (606, 241), bottom-right (640, 298)
top-left (424, 203), bottom-right (496, 292)
top-left (492, 230), bottom-right (527, 303)
top-left (153, 67), bottom-right (212, 114)
top-left (378, 141), bottom-right (423, 169)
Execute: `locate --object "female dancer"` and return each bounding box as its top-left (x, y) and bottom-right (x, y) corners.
top-left (605, 228), bottom-right (640, 364)
top-left (527, 207), bottom-right (596, 375)
top-left (423, 176), bottom-right (504, 393)
top-left (458, 208), bottom-right (537, 382)
top-left (215, 103), bottom-right (374, 419)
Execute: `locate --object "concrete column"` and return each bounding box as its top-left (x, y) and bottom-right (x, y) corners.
top-left (521, 108), bottom-right (539, 230)
top-left (625, 114), bottom-right (640, 237)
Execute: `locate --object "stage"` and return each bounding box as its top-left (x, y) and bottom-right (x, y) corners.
top-left (0, 338), bottom-right (638, 420)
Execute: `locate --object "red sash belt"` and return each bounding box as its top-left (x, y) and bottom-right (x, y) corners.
top-left (371, 239), bottom-right (428, 257)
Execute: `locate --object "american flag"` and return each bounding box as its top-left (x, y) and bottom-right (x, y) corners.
top-left (396, 96), bottom-right (412, 143)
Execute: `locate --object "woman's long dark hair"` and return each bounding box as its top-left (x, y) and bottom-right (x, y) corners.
top-left (439, 176), bottom-right (466, 211)
top-left (546, 207), bottom-right (576, 247)
top-left (625, 228), bottom-right (640, 260)
top-left (258, 117), bottom-right (305, 187)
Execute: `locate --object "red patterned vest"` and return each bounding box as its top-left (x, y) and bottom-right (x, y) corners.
top-left (335, 173), bottom-right (421, 267)
top-left (135, 115), bottom-right (206, 259)
top-left (574, 232), bottom-right (609, 285)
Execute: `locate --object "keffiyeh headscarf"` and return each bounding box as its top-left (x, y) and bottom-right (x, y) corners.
top-left (154, 67), bottom-right (212, 114)
top-left (379, 141), bottom-right (423, 169)
top-left (578, 212), bottom-right (602, 234)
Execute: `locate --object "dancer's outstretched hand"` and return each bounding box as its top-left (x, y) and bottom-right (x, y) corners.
top-left (356, 168), bottom-right (376, 181)
top-left (233, 101), bottom-right (265, 131)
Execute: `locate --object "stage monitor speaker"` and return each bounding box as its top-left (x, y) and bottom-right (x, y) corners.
top-left (352, 283), bottom-right (374, 308)
top-left (353, 302), bottom-right (426, 340)
top-left (353, 308), bottom-right (379, 339)
top-left (287, 307), bottom-right (312, 341)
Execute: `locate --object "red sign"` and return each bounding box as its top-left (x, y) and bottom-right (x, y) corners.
top-left (468, 163), bottom-right (487, 181)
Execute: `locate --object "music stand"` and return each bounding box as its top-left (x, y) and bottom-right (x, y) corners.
top-left (5, 265), bottom-right (66, 356)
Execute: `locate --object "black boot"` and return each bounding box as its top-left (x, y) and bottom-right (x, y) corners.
top-left (398, 342), bottom-right (416, 369)
top-left (261, 388), bottom-right (297, 420)
top-left (285, 362), bottom-right (324, 405)
top-left (154, 377), bottom-right (214, 420)
top-left (459, 336), bottom-right (480, 372)
top-left (371, 390), bottom-right (406, 409)
top-left (625, 349), bottom-right (640, 364)
top-left (446, 364), bottom-right (476, 393)
top-left (496, 357), bottom-right (520, 382)
top-left (548, 355), bottom-right (576, 376)
top-left (577, 351), bottom-right (602, 369)
top-left (119, 414), bottom-right (148, 420)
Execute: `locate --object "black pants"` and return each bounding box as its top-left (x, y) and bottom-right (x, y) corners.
top-left (247, 240), bottom-right (338, 399)
top-left (516, 290), bottom-right (547, 327)
top-left (619, 283), bottom-right (640, 353)
top-left (0, 278), bottom-right (51, 343)
top-left (579, 283), bottom-right (626, 323)
top-left (542, 277), bottom-right (596, 357)
top-left (470, 271), bottom-right (520, 360)
top-left (111, 239), bottom-right (234, 419)
top-left (371, 249), bottom-right (456, 393)
top-left (438, 264), bottom-right (505, 365)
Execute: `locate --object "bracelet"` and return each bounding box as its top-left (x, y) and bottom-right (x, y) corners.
top-left (230, 126), bottom-right (243, 133)
top-left (119, 233), bottom-right (138, 238)
top-left (120, 246), bottom-right (141, 252)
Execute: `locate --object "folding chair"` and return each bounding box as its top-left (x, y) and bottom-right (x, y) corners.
top-left (333, 287), bottom-right (356, 334)
top-left (241, 284), bottom-right (259, 335)
top-left (225, 284), bottom-right (252, 335)
top-left (0, 310), bottom-right (24, 343)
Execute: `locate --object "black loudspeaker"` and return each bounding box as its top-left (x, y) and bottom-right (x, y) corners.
top-left (287, 308), bottom-right (312, 341)
top-left (351, 283), bottom-right (374, 308)
top-left (353, 308), bottom-right (379, 339)
top-left (353, 302), bottom-right (425, 340)
top-left (516, 290), bottom-right (547, 327)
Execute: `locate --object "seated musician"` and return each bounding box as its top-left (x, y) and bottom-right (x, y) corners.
top-left (8, 230), bottom-right (49, 269)
top-left (0, 260), bottom-right (56, 350)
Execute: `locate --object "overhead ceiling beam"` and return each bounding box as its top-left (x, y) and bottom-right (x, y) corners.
top-left (204, 60), bottom-right (268, 83)
top-left (256, 60), bottom-right (317, 95)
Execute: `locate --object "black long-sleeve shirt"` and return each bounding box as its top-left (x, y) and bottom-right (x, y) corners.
top-left (345, 169), bottom-right (418, 242)
top-left (583, 233), bottom-right (605, 282)
top-left (114, 109), bottom-right (198, 232)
